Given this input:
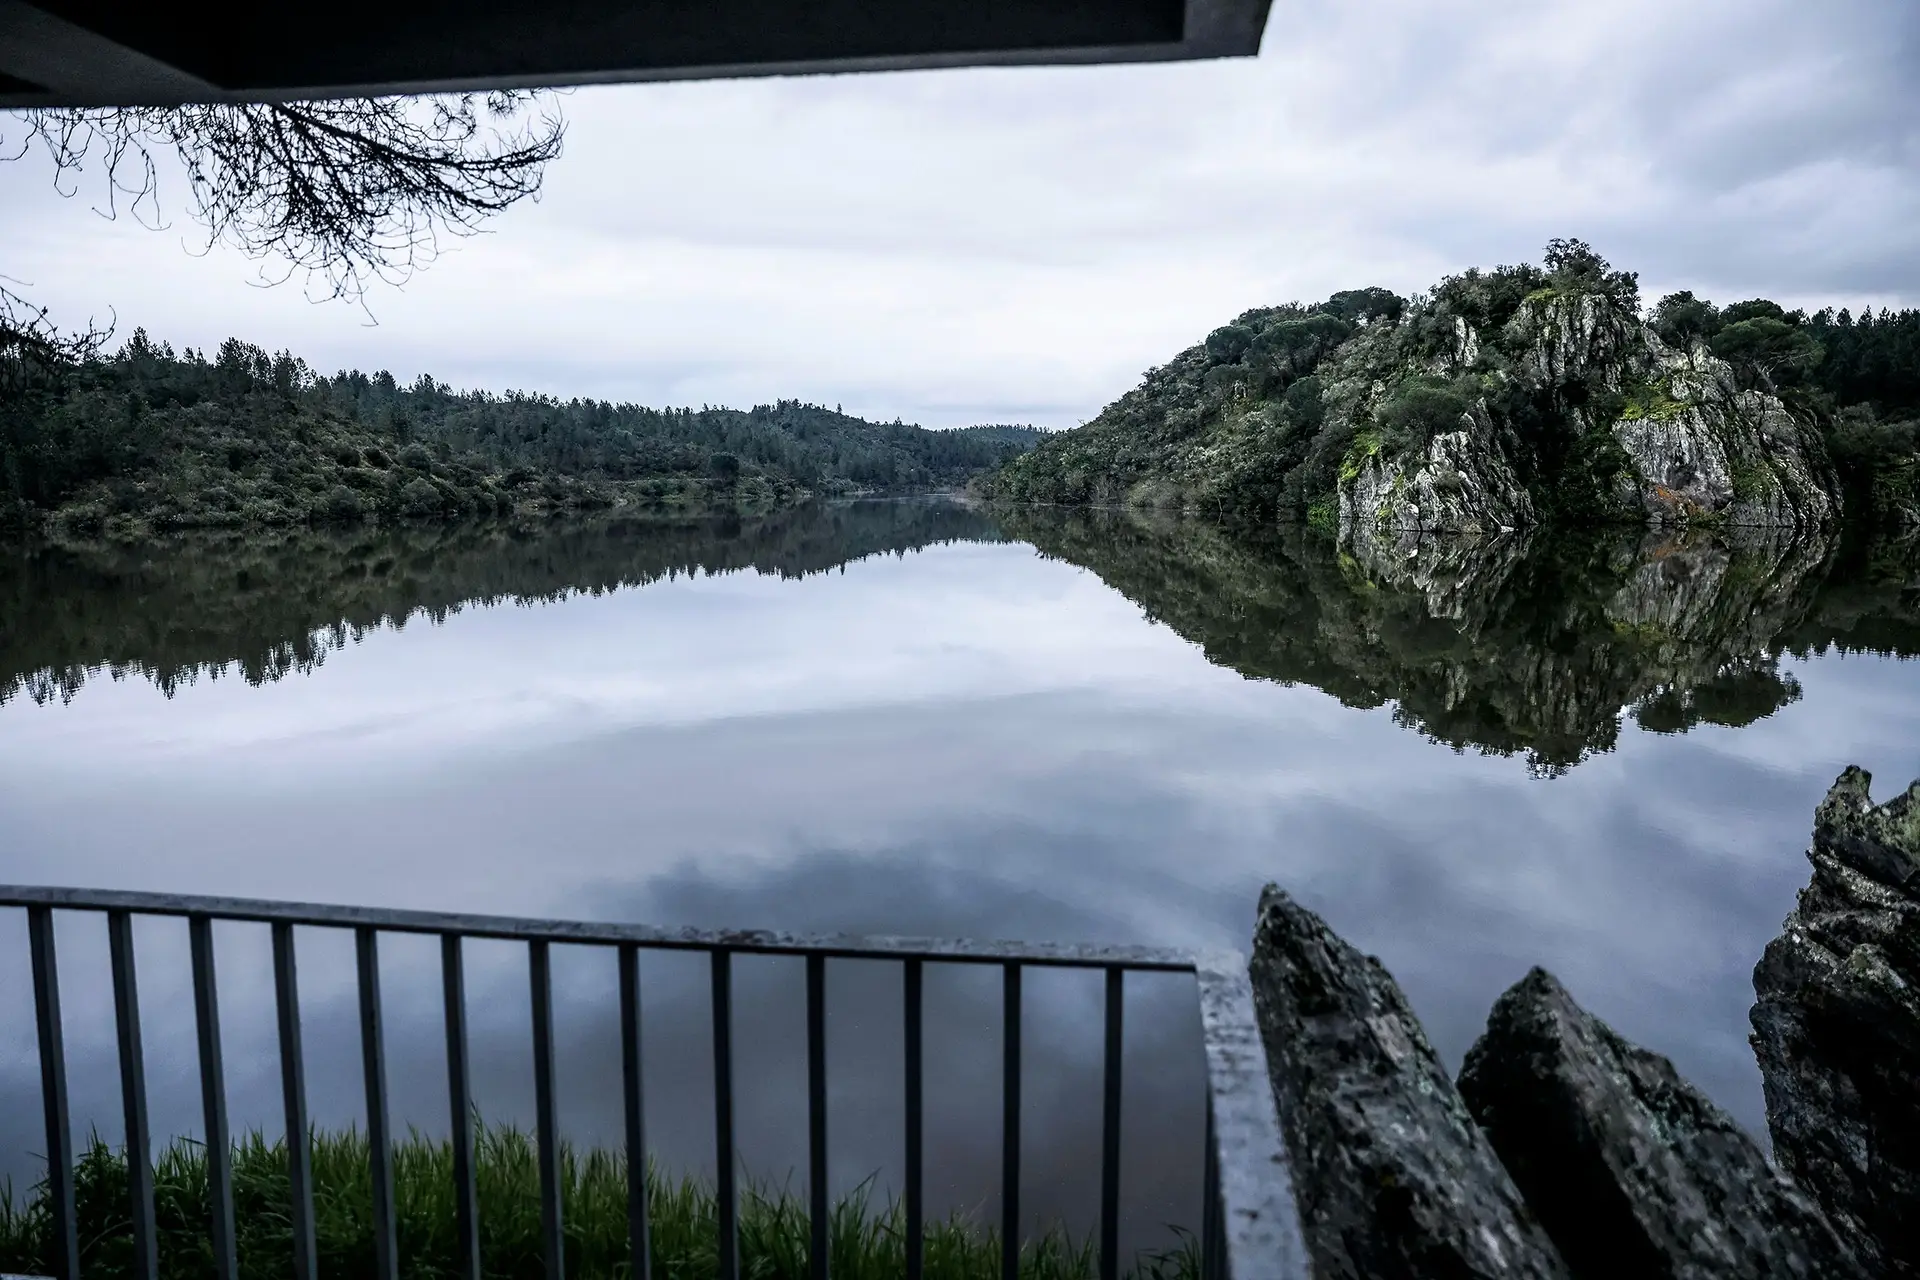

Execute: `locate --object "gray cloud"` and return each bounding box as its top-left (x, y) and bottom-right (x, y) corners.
top-left (1, 0), bottom-right (1914, 425)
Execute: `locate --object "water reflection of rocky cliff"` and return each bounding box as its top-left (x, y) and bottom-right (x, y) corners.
top-left (9, 500), bottom-right (1919, 772)
top-left (998, 508), bottom-right (1920, 774)
top-left (0, 500), bottom-right (1003, 706)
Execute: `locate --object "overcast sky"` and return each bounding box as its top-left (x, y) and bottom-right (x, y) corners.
top-left (3, 0), bottom-right (1916, 428)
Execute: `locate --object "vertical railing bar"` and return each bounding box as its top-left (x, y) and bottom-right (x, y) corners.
top-left (903, 958), bottom-right (924, 1280)
top-left (619, 944), bottom-right (651, 1280)
top-left (1099, 966), bottom-right (1124, 1280)
top-left (28, 907), bottom-right (79, 1280)
top-left (1001, 962), bottom-right (1021, 1280)
top-left (108, 909), bottom-right (157, 1280)
top-left (443, 934), bottom-right (481, 1280)
top-left (190, 916), bottom-right (238, 1280)
top-left (357, 926), bottom-right (399, 1280)
top-left (530, 939), bottom-right (566, 1280)
top-left (807, 954), bottom-right (830, 1280)
top-left (712, 948), bottom-right (738, 1280)
top-left (273, 922), bottom-right (318, 1280)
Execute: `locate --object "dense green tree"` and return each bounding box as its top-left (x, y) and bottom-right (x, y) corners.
top-left (1650, 291), bottom-right (1720, 350)
top-left (1722, 299), bottom-right (1793, 325)
top-left (1542, 237), bottom-right (1640, 307)
top-left (1426, 264), bottom-right (1547, 338)
top-left (1805, 305), bottom-right (1920, 417)
top-left (1712, 317), bottom-right (1824, 392)
top-left (1374, 376), bottom-right (1477, 454)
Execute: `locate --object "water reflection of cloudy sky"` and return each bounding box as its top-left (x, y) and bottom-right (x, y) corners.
top-left (3, 536), bottom-right (1919, 1217)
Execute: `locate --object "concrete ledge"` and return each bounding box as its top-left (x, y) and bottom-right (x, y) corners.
top-left (1, 0), bottom-right (1273, 106)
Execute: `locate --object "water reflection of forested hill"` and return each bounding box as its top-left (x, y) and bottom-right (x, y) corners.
top-left (998, 508), bottom-right (1920, 774)
top-left (0, 500), bottom-right (1002, 706)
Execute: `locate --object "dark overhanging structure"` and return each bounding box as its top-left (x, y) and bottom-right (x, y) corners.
top-left (0, 0), bottom-right (1272, 107)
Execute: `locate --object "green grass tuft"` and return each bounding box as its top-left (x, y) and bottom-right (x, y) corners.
top-left (1337, 429), bottom-right (1383, 487)
top-left (0, 1125), bottom-right (1198, 1280)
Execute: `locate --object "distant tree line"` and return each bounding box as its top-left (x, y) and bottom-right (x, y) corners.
top-left (0, 331), bottom-right (1042, 535)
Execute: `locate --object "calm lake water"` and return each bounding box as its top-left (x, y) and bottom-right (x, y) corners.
top-left (3, 499), bottom-right (1918, 1250)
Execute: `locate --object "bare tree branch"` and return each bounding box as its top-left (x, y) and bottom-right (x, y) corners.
top-left (8, 92), bottom-right (565, 308)
top-left (0, 278), bottom-right (111, 397)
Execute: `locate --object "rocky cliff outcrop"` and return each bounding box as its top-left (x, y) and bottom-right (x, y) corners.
top-left (1339, 292), bottom-right (1838, 538)
top-left (1249, 887), bottom-right (1572, 1279)
top-left (1752, 767), bottom-right (1920, 1277)
top-left (1341, 409), bottom-right (1534, 538)
top-left (986, 241), bottom-right (1914, 528)
top-left (1460, 968), bottom-right (1860, 1279)
top-left (1612, 341), bottom-right (1836, 531)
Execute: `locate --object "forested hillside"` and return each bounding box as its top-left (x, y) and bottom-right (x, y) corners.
top-left (983, 241), bottom-right (1920, 532)
top-left (0, 332), bottom-right (1042, 536)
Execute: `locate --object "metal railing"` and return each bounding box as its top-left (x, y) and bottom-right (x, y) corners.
top-left (3, 884), bottom-right (1308, 1280)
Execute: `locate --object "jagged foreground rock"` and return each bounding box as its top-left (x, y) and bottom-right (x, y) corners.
top-left (1248, 887), bottom-right (1572, 1279)
top-left (1753, 767), bottom-right (1920, 1277)
top-left (1459, 968), bottom-right (1861, 1279)
top-left (1249, 887), bottom-right (1876, 1278)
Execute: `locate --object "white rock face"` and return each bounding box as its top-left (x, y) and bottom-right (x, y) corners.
top-left (1338, 291), bottom-right (1839, 537)
top-left (1612, 346), bottom-right (1835, 529)
top-left (1341, 412), bottom-right (1535, 537)
top-left (1507, 291), bottom-right (1638, 392)
top-left (1452, 314), bottom-right (1481, 368)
